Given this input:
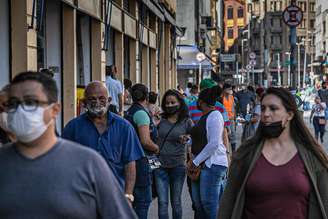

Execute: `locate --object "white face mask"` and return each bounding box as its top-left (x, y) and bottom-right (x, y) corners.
top-left (0, 112), bottom-right (9, 132)
top-left (8, 104), bottom-right (53, 143)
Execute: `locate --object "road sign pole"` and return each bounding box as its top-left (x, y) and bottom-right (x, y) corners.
top-left (252, 66), bottom-right (255, 85)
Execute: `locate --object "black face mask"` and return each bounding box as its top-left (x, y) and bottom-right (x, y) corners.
top-left (260, 121), bottom-right (285, 139)
top-left (166, 105), bottom-right (180, 115)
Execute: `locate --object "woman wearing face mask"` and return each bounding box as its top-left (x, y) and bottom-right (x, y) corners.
top-left (187, 86), bottom-right (228, 219)
top-left (154, 89), bottom-right (193, 219)
top-left (310, 96), bottom-right (326, 143)
top-left (218, 87), bottom-right (328, 219)
top-left (0, 86), bottom-right (15, 147)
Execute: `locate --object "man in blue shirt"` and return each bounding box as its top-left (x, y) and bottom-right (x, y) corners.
top-left (62, 81), bottom-right (144, 206)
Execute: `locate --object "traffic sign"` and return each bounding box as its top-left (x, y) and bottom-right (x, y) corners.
top-left (282, 5), bottom-right (303, 27)
top-left (246, 64), bottom-right (252, 70)
top-left (220, 54), bottom-right (236, 62)
top-left (249, 60), bottom-right (256, 66)
top-left (249, 52), bottom-right (256, 59)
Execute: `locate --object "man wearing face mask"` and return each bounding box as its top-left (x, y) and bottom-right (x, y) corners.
top-left (223, 83), bottom-right (237, 152)
top-left (0, 85), bottom-right (15, 147)
top-left (62, 81), bottom-right (144, 206)
top-left (0, 72), bottom-right (137, 218)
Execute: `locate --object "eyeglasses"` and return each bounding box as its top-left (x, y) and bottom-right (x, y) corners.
top-left (7, 98), bottom-right (50, 113)
top-left (86, 96), bottom-right (108, 104)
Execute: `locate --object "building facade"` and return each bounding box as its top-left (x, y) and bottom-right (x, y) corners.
top-left (315, 0), bottom-right (328, 78)
top-left (176, 0), bottom-right (221, 87)
top-left (0, 0), bottom-right (178, 133)
top-left (237, 0), bottom-right (316, 87)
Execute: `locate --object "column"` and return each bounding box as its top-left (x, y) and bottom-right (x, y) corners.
top-left (130, 39), bottom-right (137, 83)
top-left (11, 0), bottom-right (28, 77)
top-left (114, 31), bottom-right (124, 82)
top-left (150, 49), bottom-right (157, 91)
top-left (141, 46), bottom-right (148, 86)
top-left (62, 5), bottom-right (77, 124)
top-left (91, 19), bottom-right (103, 81)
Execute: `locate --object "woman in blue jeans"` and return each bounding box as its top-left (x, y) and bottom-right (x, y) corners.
top-left (187, 86), bottom-right (228, 219)
top-left (154, 89), bottom-right (193, 219)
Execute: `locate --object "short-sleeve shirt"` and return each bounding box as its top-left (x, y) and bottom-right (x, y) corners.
top-left (62, 111), bottom-right (144, 187)
top-left (188, 99), bottom-right (230, 127)
top-left (133, 110), bottom-right (150, 126)
top-left (105, 76), bottom-right (124, 111)
top-left (0, 139), bottom-right (137, 219)
top-left (312, 103), bottom-right (326, 117)
top-left (157, 118), bottom-right (193, 168)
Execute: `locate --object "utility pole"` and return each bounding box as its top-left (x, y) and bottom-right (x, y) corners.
top-left (286, 52), bottom-right (291, 86)
top-left (296, 41), bottom-right (303, 88)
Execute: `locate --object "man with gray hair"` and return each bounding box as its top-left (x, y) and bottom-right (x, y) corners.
top-left (62, 81), bottom-right (144, 206)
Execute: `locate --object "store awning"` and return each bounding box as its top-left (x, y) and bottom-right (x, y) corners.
top-left (177, 45), bottom-right (213, 70)
top-left (141, 0), bottom-right (165, 21)
top-left (163, 7), bottom-right (175, 26)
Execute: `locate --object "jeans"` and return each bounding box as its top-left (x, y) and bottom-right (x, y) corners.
top-left (154, 165), bottom-right (186, 219)
top-left (229, 120), bottom-right (237, 152)
top-left (133, 185), bottom-right (152, 219)
top-left (313, 116), bottom-right (325, 143)
top-left (191, 165), bottom-right (227, 219)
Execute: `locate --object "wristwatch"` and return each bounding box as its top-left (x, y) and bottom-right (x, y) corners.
top-left (125, 194), bottom-right (134, 202)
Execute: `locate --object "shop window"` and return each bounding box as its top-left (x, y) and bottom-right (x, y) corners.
top-left (238, 7), bottom-right (244, 18)
top-left (76, 14), bottom-right (91, 86)
top-left (228, 28), bottom-right (234, 39)
top-left (227, 7), bottom-right (233, 19)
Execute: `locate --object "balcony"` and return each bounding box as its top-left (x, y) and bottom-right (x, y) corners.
top-left (226, 19), bottom-right (234, 27)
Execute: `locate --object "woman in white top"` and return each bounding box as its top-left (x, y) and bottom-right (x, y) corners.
top-left (310, 96), bottom-right (326, 143)
top-left (187, 86), bottom-right (228, 219)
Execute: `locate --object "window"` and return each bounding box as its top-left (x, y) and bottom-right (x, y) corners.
top-left (300, 19), bottom-right (306, 29)
top-left (238, 7), bottom-right (244, 18)
top-left (227, 7), bottom-right (233, 19)
top-left (228, 28), bottom-right (234, 39)
top-left (310, 2), bottom-right (315, 12)
top-left (310, 19), bottom-right (315, 29)
top-left (323, 21), bottom-right (327, 35)
top-left (298, 2), bottom-right (306, 12)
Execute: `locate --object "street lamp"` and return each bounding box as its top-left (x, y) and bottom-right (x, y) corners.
top-left (302, 38), bottom-right (311, 88)
top-left (196, 52), bottom-right (206, 84)
top-left (308, 30), bottom-right (315, 78)
top-left (285, 52), bottom-right (291, 86)
top-left (296, 41), bottom-right (304, 88)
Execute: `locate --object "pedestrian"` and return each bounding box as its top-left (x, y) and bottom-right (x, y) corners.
top-left (218, 87), bottom-right (328, 219)
top-left (310, 96), bottom-right (326, 143)
top-left (185, 84), bottom-right (199, 105)
top-left (125, 83), bottom-right (160, 219)
top-left (187, 86), bottom-right (228, 219)
top-left (318, 81), bottom-right (328, 120)
top-left (105, 65), bottom-right (124, 116)
top-left (154, 89), bottom-right (193, 219)
top-left (0, 85), bottom-right (15, 146)
top-left (236, 85), bottom-right (255, 118)
top-left (148, 91), bottom-right (161, 125)
top-left (62, 81), bottom-right (144, 205)
top-left (240, 87), bottom-right (264, 142)
top-left (185, 82), bottom-right (193, 97)
top-left (223, 83), bottom-right (237, 152)
top-left (0, 71), bottom-right (136, 218)
top-left (124, 78), bottom-right (133, 113)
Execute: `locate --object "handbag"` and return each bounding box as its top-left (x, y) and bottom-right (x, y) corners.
top-left (147, 121), bottom-right (178, 170)
top-left (319, 118), bottom-right (326, 125)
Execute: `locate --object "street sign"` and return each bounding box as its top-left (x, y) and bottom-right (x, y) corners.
top-left (249, 52), bottom-right (256, 59)
top-left (282, 5), bottom-right (303, 27)
top-left (249, 60), bottom-right (256, 66)
top-left (220, 54), bottom-right (236, 62)
top-left (246, 64), bottom-right (252, 70)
